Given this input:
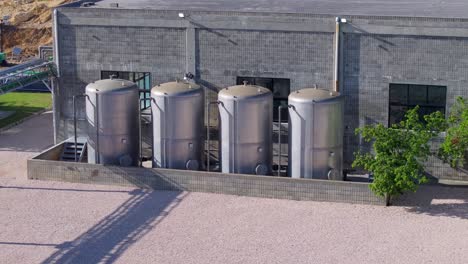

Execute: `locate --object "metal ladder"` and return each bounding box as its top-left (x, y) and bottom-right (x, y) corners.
top-left (60, 139), bottom-right (87, 162)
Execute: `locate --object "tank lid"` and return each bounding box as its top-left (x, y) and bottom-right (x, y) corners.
top-left (289, 88), bottom-right (341, 102)
top-left (219, 84), bottom-right (271, 99)
top-left (86, 79), bottom-right (137, 93)
top-left (151, 80), bottom-right (201, 96)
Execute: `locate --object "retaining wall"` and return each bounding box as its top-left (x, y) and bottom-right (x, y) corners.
top-left (28, 157), bottom-right (385, 206)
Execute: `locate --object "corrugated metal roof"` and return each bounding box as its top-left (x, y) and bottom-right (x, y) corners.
top-left (86, 0), bottom-right (468, 19)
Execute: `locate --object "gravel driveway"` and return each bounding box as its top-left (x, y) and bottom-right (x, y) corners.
top-left (1, 111), bottom-right (467, 264)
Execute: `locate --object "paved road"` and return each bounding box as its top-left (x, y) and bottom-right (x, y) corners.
top-left (0, 112), bottom-right (468, 264)
top-left (0, 111), bottom-right (54, 180)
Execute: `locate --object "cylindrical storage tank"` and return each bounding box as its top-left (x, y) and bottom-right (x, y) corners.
top-left (86, 79), bottom-right (140, 166)
top-left (151, 81), bottom-right (204, 170)
top-left (218, 84), bottom-right (273, 175)
top-left (288, 88), bottom-right (344, 180)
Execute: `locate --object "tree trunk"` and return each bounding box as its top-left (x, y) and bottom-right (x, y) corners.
top-left (384, 193), bottom-right (392, 206)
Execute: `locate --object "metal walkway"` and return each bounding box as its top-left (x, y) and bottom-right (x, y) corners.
top-left (0, 58), bottom-right (56, 94)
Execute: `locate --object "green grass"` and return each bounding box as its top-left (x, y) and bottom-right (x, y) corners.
top-left (0, 92), bottom-right (52, 128)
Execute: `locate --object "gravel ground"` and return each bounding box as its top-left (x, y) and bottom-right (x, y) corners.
top-left (1, 111), bottom-right (468, 264)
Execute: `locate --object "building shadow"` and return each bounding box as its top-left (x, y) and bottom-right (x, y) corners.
top-left (40, 189), bottom-right (185, 264)
top-left (0, 185), bottom-right (131, 193)
top-left (393, 185), bottom-right (468, 220)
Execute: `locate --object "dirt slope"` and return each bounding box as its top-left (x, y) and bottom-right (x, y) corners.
top-left (0, 0), bottom-right (74, 61)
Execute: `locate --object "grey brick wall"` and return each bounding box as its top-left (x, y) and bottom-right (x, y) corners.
top-left (53, 8), bottom-right (468, 181)
top-left (196, 29), bottom-right (334, 127)
top-left (28, 158), bottom-right (385, 205)
top-left (197, 29), bottom-right (334, 93)
top-left (342, 33), bottom-right (468, 180)
top-left (55, 23), bottom-right (186, 141)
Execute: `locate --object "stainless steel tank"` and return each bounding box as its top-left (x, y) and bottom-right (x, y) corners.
top-left (85, 79), bottom-right (140, 166)
top-left (218, 83), bottom-right (273, 175)
top-left (288, 88), bottom-right (344, 180)
top-left (151, 80), bottom-right (204, 170)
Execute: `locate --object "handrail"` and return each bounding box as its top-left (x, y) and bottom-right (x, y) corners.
top-left (73, 94), bottom-right (88, 162)
top-left (277, 105), bottom-right (291, 176)
top-left (207, 101), bottom-right (220, 172)
top-left (140, 97), bottom-right (152, 165)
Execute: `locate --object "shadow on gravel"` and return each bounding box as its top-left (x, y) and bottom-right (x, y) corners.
top-left (0, 186), bottom-right (131, 193)
top-left (40, 189), bottom-right (186, 264)
top-left (394, 185), bottom-right (468, 220)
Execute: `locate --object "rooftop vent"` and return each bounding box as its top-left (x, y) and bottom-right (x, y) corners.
top-left (109, 3), bottom-right (119, 8)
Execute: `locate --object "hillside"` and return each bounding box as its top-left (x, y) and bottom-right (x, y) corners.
top-left (0, 0), bottom-right (73, 61)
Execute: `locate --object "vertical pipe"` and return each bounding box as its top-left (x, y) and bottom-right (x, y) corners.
top-left (311, 101), bottom-right (315, 179)
top-left (95, 93), bottom-right (100, 164)
top-left (138, 102), bottom-right (142, 166)
top-left (72, 95), bottom-right (78, 162)
top-left (53, 9), bottom-right (60, 77)
top-left (139, 98), bottom-right (150, 165)
top-left (151, 97), bottom-right (156, 167)
top-left (277, 105), bottom-right (288, 176)
top-left (50, 9), bottom-right (60, 143)
top-left (72, 94), bottom-right (87, 162)
top-left (207, 101), bottom-right (219, 172)
top-left (51, 78), bottom-right (57, 145)
top-left (334, 17), bottom-right (341, 92)
top-left (162, 96), bottom-right (168, 168)
top-left (0, 19), bottom-right (3, 53)
top-left (233, 100), bottom-right (237, 173)
top-left (338, 20), bottom-right (345, 94)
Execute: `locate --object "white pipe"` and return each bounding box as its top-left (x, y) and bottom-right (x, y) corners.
top-left (334, 17), bottom-right (340, 92)
top-left (52, 9), bottom-right (60, 144)
top-left (53, 9), bottom-right (60, 77)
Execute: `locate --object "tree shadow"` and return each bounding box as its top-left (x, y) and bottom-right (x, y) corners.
top-left (40, 189), bottom-right (186, 264)
top-left (393, 185), bottom-right (468, 220)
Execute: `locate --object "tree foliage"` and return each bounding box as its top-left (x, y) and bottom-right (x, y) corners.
top-left (438, 96), bottom-right (468, 168)
top-left (352, 107), bottom-right (445, 205)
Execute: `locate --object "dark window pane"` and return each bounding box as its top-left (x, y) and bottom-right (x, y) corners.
top-left (408, 84), bottom-right (427, 106)
top-left (427, 86), bottom-right (446, 107)
top-left (388, 83), bottom-right (446, 126)
top-left (272, 79), bottom-right (290, 99)
top-left (254, 77), bottom-right (273, 90)
top-left (389, 105), bottom-right (409, 125)
top-left (119, 72), bottom-right (130, 80)
top-left (389, 84), bottom-right (408, 105)
top-left (419, 106), bottom-right (445, 117)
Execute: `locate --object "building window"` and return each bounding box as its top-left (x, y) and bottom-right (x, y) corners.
top-left (389, 83), bottom-right (446, 126)
top-left (236, 77), bottom-right (290, 122)
top-left (101, 71), bottom-right (151, 109)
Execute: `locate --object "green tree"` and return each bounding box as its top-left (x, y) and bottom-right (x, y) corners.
top-left (439, 97), bottom-right (468, 168)
top-left (353, 107), bottom-right (445, 205)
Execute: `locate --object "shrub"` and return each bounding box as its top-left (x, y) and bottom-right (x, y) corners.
top-left (353, 107), bottom-right (445, 205)
top-left (439, 97), bottom-right (468, 168)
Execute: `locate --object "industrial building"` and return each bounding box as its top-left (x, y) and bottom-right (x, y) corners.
top-left (51, 0), bottom-right (468, 181)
